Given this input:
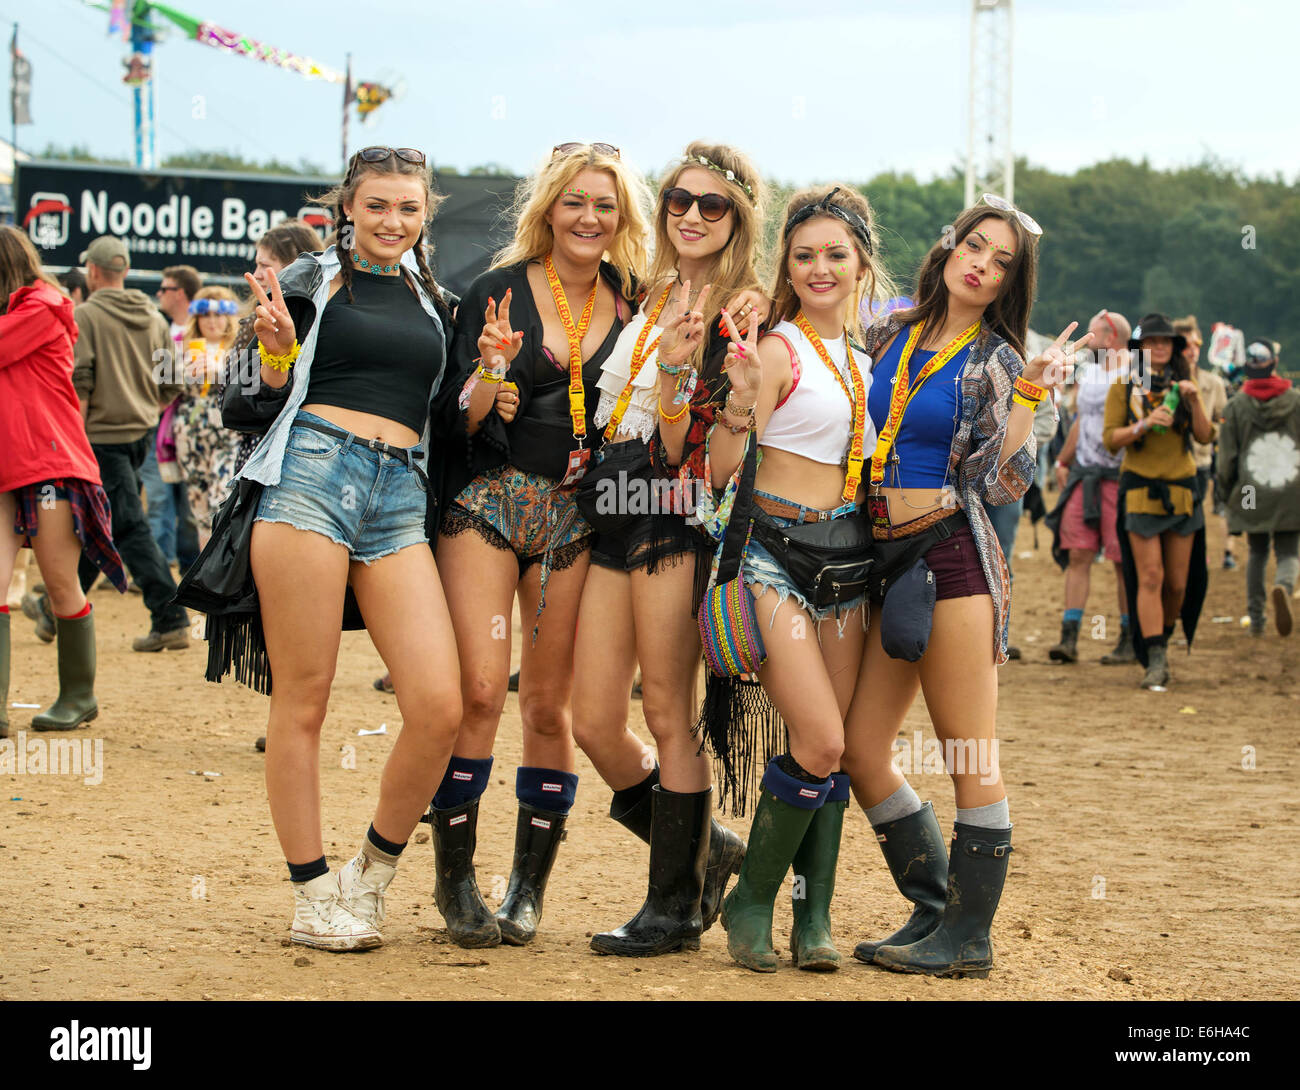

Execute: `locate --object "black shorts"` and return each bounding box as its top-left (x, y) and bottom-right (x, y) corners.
top-left (589, 511), bottom-right (709, 574)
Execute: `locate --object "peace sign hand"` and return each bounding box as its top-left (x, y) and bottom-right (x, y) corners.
top-left (658, 280), bottom-right (712, 368)
top-left (1025, 321), bottom-right (1093, 392)
top-left (243, 269), bottom-right (295, 358)
top-left (477, 289), bottom-right (524, 372)
top-left (720, 307), bottom-right (762, 401)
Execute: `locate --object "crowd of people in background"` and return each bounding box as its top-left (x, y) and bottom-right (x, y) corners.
top-left (2, 143), bottom-right (1296, 980)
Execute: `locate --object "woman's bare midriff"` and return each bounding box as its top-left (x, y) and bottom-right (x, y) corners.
top-left (875, 486), bottom-right (954, 525)
top-left (756, 446), bottom-right (858, 512)
top-left (300, 404), bottom-right (421, 449)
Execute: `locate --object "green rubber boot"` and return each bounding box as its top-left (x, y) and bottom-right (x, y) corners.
top-left (0, 610), bottom-right (10, 739)
top-left (789, 793), bottom-right (846, 971)
top-left (721, 782), bottom-right (821, 973)
top-left (32, 607), bottom-right (99, 732)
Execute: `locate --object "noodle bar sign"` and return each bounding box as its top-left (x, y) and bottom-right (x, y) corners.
top-left (15, 160), bottom-right (334, 278)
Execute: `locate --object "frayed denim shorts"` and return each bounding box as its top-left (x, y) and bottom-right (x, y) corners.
top-left (741, 506), bottom-right (867, 638)
top-left (254, 410), bottom-right (429, 564)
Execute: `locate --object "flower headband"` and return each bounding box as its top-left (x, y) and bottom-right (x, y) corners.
top-left (682, 153), bottom-right (755, 202)
top-left (189, 298), bottom-right (238, 316)
top-left (783, 187), bottom-right (873, 255)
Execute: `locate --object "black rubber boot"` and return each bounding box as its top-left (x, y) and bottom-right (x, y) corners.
top-left (852, 802), bottom-right (949, 964)
top-left (0, 611), bottom-right (10, 739)
top-left (591, 785), bottom-right (709, 956)
top-left (610, 770), bottom-right (744, 932)
top-left (429, 797), bottom-right (501, 948)
top-left (495, 803), bottom-right (567, 945)
top-left (874, 823), bottom-right (1013, 978)
top-left (1140, 643), bottom-right (1170, 689)
top-left (31, 608), bottom-right (98, 732)
top-left (1100, 622), bottom-right (1136, 664)
top-left (789, 795), bottom-right (846, 971)
top-left (1048, 619), bottom-right (1080, 662)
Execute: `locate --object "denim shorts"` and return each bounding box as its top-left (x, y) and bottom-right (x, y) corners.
top-left (254, 410), bottom-right (429, 564)
top-left (741, 507), bottom-right (867, 636)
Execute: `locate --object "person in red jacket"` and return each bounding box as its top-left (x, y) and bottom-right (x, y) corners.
top-left (0, 226), bottom-right (126, 735)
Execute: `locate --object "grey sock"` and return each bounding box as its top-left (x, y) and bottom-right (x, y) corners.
top-left (865, 781), bottom-right (923, 827)
top-left (957, 798), bottom-right (1010, 829)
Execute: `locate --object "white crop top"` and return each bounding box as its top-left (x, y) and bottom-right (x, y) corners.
top-left (759, 319), bottom-right (876, 466)
top-left (595, 306), bottom-right (662, 443)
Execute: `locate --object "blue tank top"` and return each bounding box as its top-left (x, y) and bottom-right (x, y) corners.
top-left (866, 325), bottom-right (971, 489)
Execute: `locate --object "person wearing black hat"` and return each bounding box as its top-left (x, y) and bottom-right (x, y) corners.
top-left (1217, 340), bottom-right (1300, 637)
top-left (1102, 312), bottom-right (1216, 688)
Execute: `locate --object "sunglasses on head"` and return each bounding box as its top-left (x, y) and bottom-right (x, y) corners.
top-left (663, 187), bottom-right (733, 222)
top-left (552, 142), bottom-right (620, 159)
top-left (980, 192), bottom-right (1042, 236)
top-left (355, 146), bottom-right (426, 166)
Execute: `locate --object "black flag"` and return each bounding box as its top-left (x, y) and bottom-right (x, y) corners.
top-left (10, 27), bottom-right (32, 126)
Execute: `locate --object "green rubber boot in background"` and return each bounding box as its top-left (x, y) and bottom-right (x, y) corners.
top-left (31, 607), bottom-right (99, 732)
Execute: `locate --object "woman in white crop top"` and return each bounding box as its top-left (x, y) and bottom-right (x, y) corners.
top-left (572, 143), bottom-right (768, 959)
top-left (702, 184), bottom-right (895, 973)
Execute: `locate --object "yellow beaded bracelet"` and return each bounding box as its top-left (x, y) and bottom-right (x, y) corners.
top-left (259, 340), bottom-right (301, 373)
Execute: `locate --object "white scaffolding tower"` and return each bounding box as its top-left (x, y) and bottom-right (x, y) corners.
top-left (964, 0), bottom-right (1015, 207)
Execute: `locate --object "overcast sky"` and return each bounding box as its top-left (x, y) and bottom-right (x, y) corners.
top-left (4, 0), bottom-right (1296, 185)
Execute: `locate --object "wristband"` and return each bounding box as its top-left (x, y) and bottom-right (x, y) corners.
top-left (1014, 375), bottom-right (1047, 401)
top-left (658, 399), bottom-right (690, 424)
top-left (259, 340), bottom-right (300, 373)
top-left (1011, 392), bottom-right (1041, 411)
top-left (476, 363), bottom-right (506, 384)
top-left (657, 357), bottom-right (690, 376)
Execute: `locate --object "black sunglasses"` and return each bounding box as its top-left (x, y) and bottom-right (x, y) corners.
top-left (552, 142), bottom-right (620, 159)
top-left (663, 187), bottom-right (733, 222)
top-left (356, 146), bottom-right (426, 165)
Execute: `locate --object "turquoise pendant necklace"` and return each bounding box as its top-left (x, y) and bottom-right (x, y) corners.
top-left (352, 251), bottom-right (401, 276)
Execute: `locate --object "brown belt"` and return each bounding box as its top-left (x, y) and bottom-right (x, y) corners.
top-left (753, 494), bottom-right (844, 524)
top-left (871, 505), bottom-right (961, 541)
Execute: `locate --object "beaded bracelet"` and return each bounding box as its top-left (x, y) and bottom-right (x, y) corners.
top-left (658, 399), bottom-right (690, 424)
top-left (259, 340), bottom-right (300, 373)
top-left (716, 414), bottom-right (754, 435)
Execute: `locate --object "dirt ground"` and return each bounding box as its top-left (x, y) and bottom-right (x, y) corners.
top-left (3, 508), bottom-right (1297, 1001)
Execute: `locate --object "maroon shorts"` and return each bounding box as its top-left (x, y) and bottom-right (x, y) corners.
top-left (923, 522), bottom-right (990, 600)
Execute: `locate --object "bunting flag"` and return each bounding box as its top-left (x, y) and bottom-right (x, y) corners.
top-left (10, 26), bottom-right (33, 126)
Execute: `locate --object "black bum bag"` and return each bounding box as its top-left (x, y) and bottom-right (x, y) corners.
top-left (750, 510), bottom-right (874, 609)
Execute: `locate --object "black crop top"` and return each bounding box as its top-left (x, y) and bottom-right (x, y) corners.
top-left (305, 271), bottom-right (445, 435)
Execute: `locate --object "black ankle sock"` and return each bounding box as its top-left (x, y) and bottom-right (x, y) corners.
top-left (1162, 623), bottom-right (1175, 640)
top-left (367, 823), bottom-right (406, 858)
top-left (612, 766), bottom-right (659, 813)
top-left (1147, 634), bottom-right (1168, 649)
top-left (777, 753), bottom-right (829, 785)
top-left (288, 856), bottom-right (329, 884)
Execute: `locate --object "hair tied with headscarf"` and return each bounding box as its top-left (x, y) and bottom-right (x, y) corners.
top-left (189, 298), bottom-right (238, 316)
top-left (782, 187), bottom-right (873, 254)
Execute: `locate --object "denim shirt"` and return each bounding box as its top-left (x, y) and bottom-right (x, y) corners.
top-left (235, 245), bottom-right (447, 489)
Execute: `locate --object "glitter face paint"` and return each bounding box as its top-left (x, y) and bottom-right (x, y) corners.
top-left (794, 239), bottom-right (853, 274)
top-left (563, 188), bottom-right (615, 214)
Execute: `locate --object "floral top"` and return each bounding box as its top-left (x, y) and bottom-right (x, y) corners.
top-left (862, 312), bottom-right (1037, 664)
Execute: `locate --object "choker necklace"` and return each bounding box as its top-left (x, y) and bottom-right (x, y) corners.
top-left (352, 251), bottom-right (402, 276)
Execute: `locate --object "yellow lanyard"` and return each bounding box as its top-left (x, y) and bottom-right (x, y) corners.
top-left (793, 312), bottom-right (867, 504)
top-left (870, 320), bottom-right (980, 488)
top-left (602, 287), bottom-right (671, 441)
top-left (543, 255), bottom-right (598, 442)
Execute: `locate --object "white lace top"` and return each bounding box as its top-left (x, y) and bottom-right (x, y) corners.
top-left (594, 306), bottom-right (663, 444)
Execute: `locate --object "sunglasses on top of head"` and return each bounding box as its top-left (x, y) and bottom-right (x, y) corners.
top-left (355, 146), bottom-right (426, 166)
top-left (663, 187), bottom-right (734, 222)
top-left (552, 142), bottom-right (620, 159)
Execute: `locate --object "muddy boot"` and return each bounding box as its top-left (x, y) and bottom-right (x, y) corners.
top-left (428, 798), bottom-right (500, 948)
top-left (721, 758), bottom-right (828, 973)
top-left (495, 803), bottom-right (567, 945)
top-left (1048, 619), bottom-right (1080, 663)
top-left (0, 611), bottom-right (9, 739)
top-left (610, 767), bottom-right (744, 932)
top-left (1140, 642), bottom-right (1170, 689)
top-left (874, 823), bottom-right (1013, 978)
top-left (1100, 621), bottom-right (1137, 664)
top-left (21, 586), bottom-right (55, 644)
top-left (32, 608), bottom-right (98, 731)
top-left (852, 801), bottom-right (949, 964)
top-left (1273, 585), bottom-right (1294, 637)
top-left (789, 777), bottom-right (848, 971)
top-left (591, 785), bottom-right (709, 956)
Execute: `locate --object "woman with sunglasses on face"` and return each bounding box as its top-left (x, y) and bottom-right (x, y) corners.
top-left (429, 143), bottom-right (651, 948)
top-left (234, 145), bottom-right (461, 951)
top-left (574, 144), bottom-right (766, 958)
top-left (700, 185), bottom-right (892, 972)
top-left (839, 197), bottom-right (1087, 979)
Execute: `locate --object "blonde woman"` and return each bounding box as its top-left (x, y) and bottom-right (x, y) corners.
top-left (430, 143), bottom-right (651, 948)
top-left (173, 285), bottom-right (241, 547)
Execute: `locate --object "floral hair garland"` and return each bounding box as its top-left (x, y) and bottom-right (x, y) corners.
top-left (684, 153), bottom-right (756, 203)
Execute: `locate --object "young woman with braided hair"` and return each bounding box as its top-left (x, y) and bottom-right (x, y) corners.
top-left (233, 146), bottom-right (461, 951)
top-left (428, 144), bottom-right (650, 949)
top-left (573, 143), bottom-right (767, 957)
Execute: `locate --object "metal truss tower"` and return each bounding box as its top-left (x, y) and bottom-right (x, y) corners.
top-left (964, 0), bottom-right (1015, 207)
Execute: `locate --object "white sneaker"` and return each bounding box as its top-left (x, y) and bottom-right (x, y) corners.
top-left (337, 851), bottom-right (397, 931)
top-left (290, 871), bottom-right (382, 951)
